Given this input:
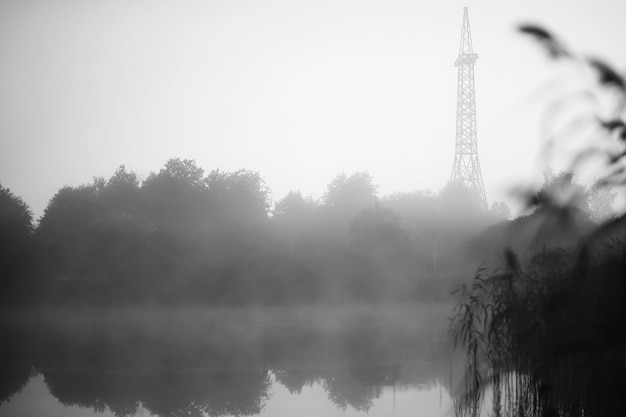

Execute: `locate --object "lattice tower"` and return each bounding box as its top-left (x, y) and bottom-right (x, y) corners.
top-left (451, 7), bottom-right (487, 206)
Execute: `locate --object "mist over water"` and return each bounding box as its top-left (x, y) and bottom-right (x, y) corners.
top-left (2, 2), bottom-right (626, 417)
top-left (0, 157), bottom-right (510, 417)
top-left (0, 305), bottom-right (461, 417)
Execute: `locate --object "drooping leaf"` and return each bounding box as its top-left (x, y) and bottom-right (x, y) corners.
top-left (598, 118), bottom-right (626, 140)
top-left (518, 24), bottom-right (570, 59)
top-left (587, 58), bottom-right (626, 92)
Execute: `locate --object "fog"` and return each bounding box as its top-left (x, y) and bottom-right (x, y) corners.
top-left (0, 304), bottom-right (459, 416)
top-left (1, 153), bottom-right (622, 415)
top-left (2, 1), bottom-right (626, 416)
top-left (1, 0), bottom-right (625, 218)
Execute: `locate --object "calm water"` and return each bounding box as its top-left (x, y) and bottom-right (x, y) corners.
top-left (1, 372), bottom-right (455, 417)
top-left (0, 305), bottom-right (462, 417)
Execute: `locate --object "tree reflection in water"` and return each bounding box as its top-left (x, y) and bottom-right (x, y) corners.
top-left (0, 306), bottom-right (456, 417)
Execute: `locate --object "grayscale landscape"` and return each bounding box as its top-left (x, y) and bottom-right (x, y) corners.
top-left (1, 1), bottom-right (625, 416)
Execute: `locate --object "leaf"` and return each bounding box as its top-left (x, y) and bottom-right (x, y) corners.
top-left (587, 58), bottom-right (626, 92)
top-left (608, 149), bottom-right (626, 164)
top-left (518, 24), bottom-right (554, 41)
top-left (518, 24), bottom-right (570, 59)
top-left (598, 118), bottom-right (626, 141)
top-left (504, 248), bottom-right (521, 274)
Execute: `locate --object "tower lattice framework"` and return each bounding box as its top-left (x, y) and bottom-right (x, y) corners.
top-left (451, 7), bottom-right (486, 206)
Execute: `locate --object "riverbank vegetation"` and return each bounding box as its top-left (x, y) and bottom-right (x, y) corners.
top-left (450, 24), bottom-right (626, 417)
top-left (0, 161), bottom-right (511, 307)
top-left (2, 157), bottom-right (616, 309)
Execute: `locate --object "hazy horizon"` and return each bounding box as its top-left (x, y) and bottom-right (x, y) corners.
top-left (2, 3), bottom-right (625, 415)
top-left (2, 0), bottom-right (625, 217)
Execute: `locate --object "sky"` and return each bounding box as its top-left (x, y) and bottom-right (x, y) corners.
top-left (1, 0), bottom-right (625, 218)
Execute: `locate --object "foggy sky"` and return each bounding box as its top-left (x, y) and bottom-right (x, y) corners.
top-left (1, 0), bottom-right (625, 217)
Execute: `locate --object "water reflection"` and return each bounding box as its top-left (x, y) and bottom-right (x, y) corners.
top-left (3, 372), bottom-right (456, 417)
top-left (0, 306), bottom-right (459, 417)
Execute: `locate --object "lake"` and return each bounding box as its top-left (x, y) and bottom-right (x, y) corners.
top-left (0, 304), bottom-right (463, 417)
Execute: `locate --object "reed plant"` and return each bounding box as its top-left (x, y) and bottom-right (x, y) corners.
top-left (451, 22), bottom-right (626, 417)
top-left (451, 238), bottom-right (626, 417)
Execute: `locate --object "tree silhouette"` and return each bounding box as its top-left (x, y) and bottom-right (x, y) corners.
top-left (323, 172), bottom-right (378, 213)
top-left (0, 184), bottom-right (34, 304)
top-left (206, 168), bottom-right (271, 226)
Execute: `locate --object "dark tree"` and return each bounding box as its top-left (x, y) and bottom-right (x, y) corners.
top-left (206, 168), bottom-right (271, 226)
top-left (0, 184), bottom-right (34, 304)
top-left (323, 172), bottom-right (378, 213)
top-left (36, 185), bottom-right (103, 280)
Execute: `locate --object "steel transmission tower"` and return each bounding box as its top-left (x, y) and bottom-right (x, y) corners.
top-left (451, 7), bottom-right (486, 206)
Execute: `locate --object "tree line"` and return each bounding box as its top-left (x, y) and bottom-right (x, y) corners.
top-left (1, 158), bottom-right (613, 307)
